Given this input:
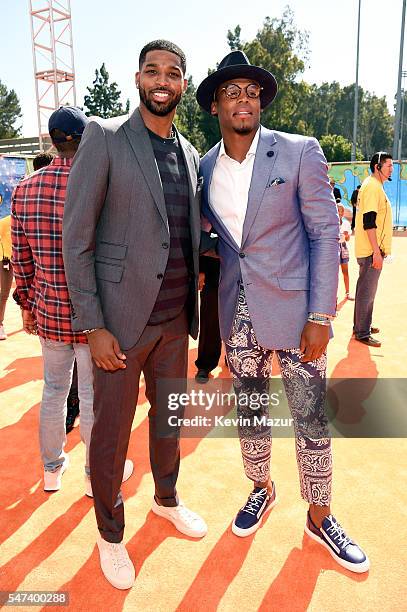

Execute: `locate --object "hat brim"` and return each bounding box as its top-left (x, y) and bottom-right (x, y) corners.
top-left (196, 64), bottom-right (278, 113)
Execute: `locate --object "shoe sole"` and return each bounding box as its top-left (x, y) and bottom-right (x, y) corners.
top-left (304, 524), bottom-right (370, 573)
top-left (44, 458), bottom-right (69, 492)
top-left (355, 339), bottom-right (381, 347)
top-left (232, 495), bottom-right (278, 538)
top-left (98, 570), bottom-right (134, 591)
top-left (151, 502), bottom-right (207, 538)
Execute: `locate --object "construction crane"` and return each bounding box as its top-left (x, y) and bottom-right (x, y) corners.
top-left (29, 0), bottom-right (77, 149)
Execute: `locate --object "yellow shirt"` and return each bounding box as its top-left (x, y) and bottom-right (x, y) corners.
top-left (354, 175), bottom-right (393, 257)
top-left (0, 215), bottom-right (12, 260)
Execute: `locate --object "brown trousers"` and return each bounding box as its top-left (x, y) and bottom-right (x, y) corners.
top-left (90, 309), bottom-right (189, 543)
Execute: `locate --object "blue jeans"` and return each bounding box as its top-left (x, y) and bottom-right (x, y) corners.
top-left (353, 255), bottom-right (382, 339)
top-left (39, 338), bottom-right (94, 475)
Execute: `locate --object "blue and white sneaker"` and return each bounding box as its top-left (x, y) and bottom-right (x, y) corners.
top-left (305, 512), bottom-right (370, 573)
top-left (232, 484), bottom-right (277, 537)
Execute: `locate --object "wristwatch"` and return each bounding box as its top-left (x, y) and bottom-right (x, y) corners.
top-left (307, 313), bottom-right (332, 326)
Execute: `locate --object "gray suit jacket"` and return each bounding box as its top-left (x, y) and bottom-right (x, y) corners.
top-left (200, 126), bottom-right (340, 350)
top-left (63, 108), bottom-right (201, 350)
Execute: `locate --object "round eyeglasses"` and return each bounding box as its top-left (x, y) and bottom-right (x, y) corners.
top-left (218, 83), bottom-right (263, 100)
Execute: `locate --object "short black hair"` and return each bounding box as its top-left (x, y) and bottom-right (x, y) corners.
top-left (139, 39), bottom-right (186, 75)
top-left (33, 152), bottom-right (54, 171)
top-left (370, 151), bottom-right (392, 173)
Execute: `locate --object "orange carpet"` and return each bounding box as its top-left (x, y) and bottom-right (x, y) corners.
top-left (1, 238), bottom-right (406, 611)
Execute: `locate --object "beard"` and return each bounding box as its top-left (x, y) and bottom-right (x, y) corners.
top-left (139, 85), bottom-right (181, 116)
top-left (232, 116), bottom-right (259, 135)
top-left (233, 126), bottom-right (254, 135)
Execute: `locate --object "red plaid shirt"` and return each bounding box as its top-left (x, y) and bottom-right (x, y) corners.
top-left (11, 157), bottom-right (86, 343)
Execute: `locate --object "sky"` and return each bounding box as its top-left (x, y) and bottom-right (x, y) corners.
top-left (1, 0), bottom-right (406, 137)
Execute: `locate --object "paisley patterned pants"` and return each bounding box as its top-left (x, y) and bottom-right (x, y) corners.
top-left (225, 286), bottom-right (332, 506)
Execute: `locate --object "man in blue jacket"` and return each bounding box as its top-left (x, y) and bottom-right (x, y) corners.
top-left (196, 51), bottom-right (369, 573)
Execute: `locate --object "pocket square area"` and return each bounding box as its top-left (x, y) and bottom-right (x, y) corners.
top-left (268, 177), bottom-right (286, 187)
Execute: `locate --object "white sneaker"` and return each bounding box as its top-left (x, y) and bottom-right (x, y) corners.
top-left (151, 498), bottom-right (207, 538)
top-left (43, 454), bottom-right (69, 491)
top-left (97, 537), bottom-right (135, 590)
top-left (85, 459), bottom-right (134, 498)
top-left (0, 324), bottom-right (6, 340)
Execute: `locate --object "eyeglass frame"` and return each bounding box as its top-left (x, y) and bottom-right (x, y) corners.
top-left (214, 82), bottom-right (264, 101)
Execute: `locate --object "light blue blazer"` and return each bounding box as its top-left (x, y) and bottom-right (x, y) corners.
top-left (200, 126), bottom-right (340, 350)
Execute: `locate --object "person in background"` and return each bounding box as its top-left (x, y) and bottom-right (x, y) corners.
top-left (33, 152), bottom-right (54, 171)
top-left (353, 152), bottom-right (393, 347)
top-left (195, 254), bottom-right (222, 383)
top-left (0, 193), bottom-right (13, 340)
top-left (337, 202), bottom-right (354, 300)
top-left (31, 150), bottom-right (79, 432)
top-left (350, 184), bottom-right (361, 232)
top-left (11, 106), bottom-right (133, 497)
top-left (329, 177), bottom-right (341, 201)
top-left (0, 152), bottom-right (55, 341)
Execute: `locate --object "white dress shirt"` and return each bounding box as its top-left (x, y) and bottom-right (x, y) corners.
top-left (210, 128), bottom-right (260, 247)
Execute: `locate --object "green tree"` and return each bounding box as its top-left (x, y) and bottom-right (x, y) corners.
top-left (297, 82), bottom-right (393, 159)
top-left (227, 25), bottom-right (243, 50)
top-left (0, 79), bottom-right (22, 138)
top-left (400, 90), bottom-right (407, 159)
top-left (320, 134), bottom-right (363, 162)
top-left (83, 63), bottom-right (130, 118)
top-left (358, 92), bottom-right (393, 158)
top-left (237, 8), bottom-right (310, 134)
top-left (174, 76), bottom-right (206, 154)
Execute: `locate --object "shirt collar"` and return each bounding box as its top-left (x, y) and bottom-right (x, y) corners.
top-left (218, 127), bottom-right (260, 162)
top-left (51, 156), bottom-right (74, 167)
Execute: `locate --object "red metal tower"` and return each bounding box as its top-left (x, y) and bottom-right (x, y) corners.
top-left (29, 0), bottom-right (77, 149)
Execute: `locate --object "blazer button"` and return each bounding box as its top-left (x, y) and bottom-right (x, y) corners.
top-left (162, 242), bottom-right (169, 249)
top-left (239, 252), bottom-right (246, 258)
top-left (157, 273), bottom-right (164, 279)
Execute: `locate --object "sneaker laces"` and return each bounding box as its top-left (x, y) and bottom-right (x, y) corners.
top-left (242, 488), bottom-right (268, 516)
top-left (108, 543), bottom-right (130, 571)
top-left (173, 503), bottom-right (199, 526)
top-left (325, 516), bottom-right (352, 549)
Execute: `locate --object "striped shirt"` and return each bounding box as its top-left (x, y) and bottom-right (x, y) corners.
top-left (11, 156), bottom-right (86, 343)
top-left (148, 129), bottom-right (192, 325)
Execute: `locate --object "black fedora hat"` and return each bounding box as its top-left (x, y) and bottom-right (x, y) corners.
top-left (196, 50), bottom-right (278, 113)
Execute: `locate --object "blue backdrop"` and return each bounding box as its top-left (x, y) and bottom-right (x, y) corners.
top-left (329, 161), bottom-right (407, 225)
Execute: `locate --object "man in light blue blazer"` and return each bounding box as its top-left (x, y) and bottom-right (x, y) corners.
top-left (196, 51), bottom-right (369, 573)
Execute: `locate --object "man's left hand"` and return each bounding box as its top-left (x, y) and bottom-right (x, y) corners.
top-left (22, 309), bottom-right (37, 335)
top-left (299, 321), bottom-right (329, 362)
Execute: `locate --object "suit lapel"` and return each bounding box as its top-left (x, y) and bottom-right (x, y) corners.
top-left (203, 144), bottom-right (240, 252)
top-left (123, 108), bottom-right (168, 229)
top-left (241, 128), bottom-right (277, 247)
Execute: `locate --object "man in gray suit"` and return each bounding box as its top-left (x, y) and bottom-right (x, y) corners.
top-left (196, 51), bottom-right (369, 573)
top-left (63, 40), bottom-right (207, 590)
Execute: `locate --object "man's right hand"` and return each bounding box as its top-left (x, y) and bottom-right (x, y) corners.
top-left (372, 250), bottom-right (383, 270)
top-left (198, 272), bottom-right (205, 291)
top-left (86, 328), bottom-right (127, 371)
